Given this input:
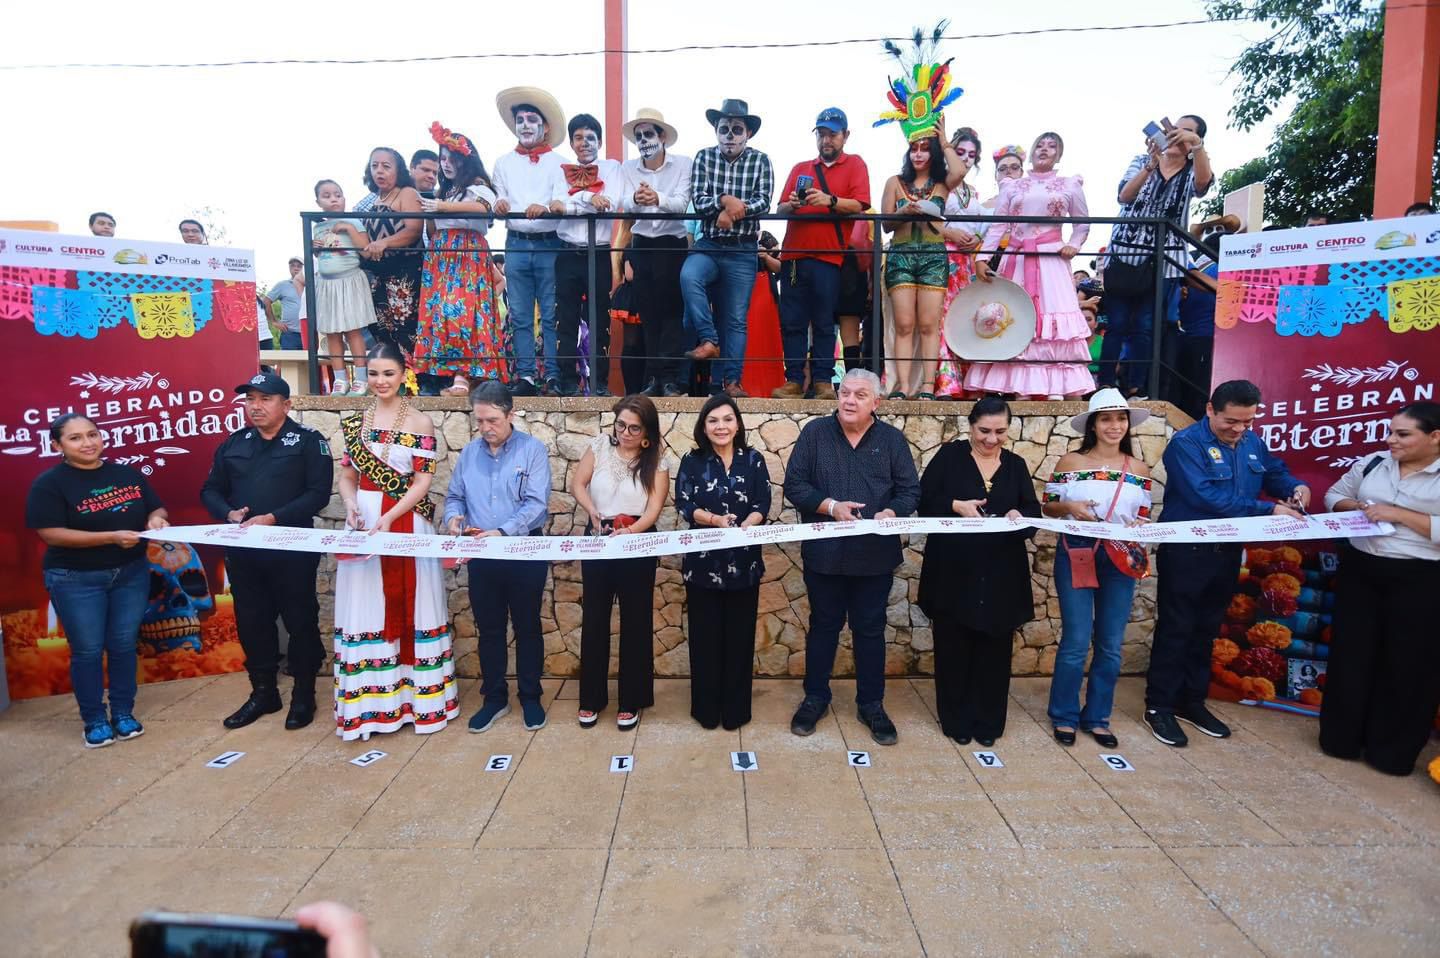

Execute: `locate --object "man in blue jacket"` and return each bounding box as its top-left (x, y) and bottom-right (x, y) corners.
top-left (1146, 379), bottom-right (1309, 747)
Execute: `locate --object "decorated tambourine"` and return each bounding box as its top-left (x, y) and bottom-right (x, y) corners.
top-left (944, 277), bottom-right (1036, 361)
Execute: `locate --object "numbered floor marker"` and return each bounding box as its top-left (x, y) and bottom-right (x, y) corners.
top-left (610, 754), bottom-right (634, 773)
top-left (1099, 753), bottom-right (1135, 772)
top-left (205, 751), bottom-right (246, 769)
top-left (485, 755), bottom-right (513, 772)
top-left (731, 751), bottom-right (758, 772)
top-left (972, 751), bottom-right (1004, 768)
top-left (350, 749), bottom-right (388, 768)
top-left (847, 751), bottom-right (871, 768)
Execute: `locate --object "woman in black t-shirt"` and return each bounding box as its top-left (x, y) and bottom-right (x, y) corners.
top-left (25, 414), bottom-right (169, 749)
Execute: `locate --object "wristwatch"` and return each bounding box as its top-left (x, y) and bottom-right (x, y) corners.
top-left (829, 194), bottom-right (839, 210)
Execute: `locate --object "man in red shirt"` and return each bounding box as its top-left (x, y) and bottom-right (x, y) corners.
top-left (771, 108), bottom-right (871, 400)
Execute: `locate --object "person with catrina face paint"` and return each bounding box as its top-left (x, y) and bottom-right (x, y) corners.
top-left (492, 86), bottom-right (567, 397)
top-left (620, 108), bottom-right (692, 398)
top-left (680, 98), bottom-right (774, 397)
top-left (549, 113), bottom-right (625, 397)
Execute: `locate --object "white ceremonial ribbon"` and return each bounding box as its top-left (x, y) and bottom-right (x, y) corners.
top-left (142, 512), bottom-right (1393, 561)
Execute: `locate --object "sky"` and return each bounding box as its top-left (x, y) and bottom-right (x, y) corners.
top-left (1, 0), bottom-right (1284, 286)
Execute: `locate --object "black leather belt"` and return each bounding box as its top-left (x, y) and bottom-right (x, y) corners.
top-left (506, 229), bottom-right (559, 241)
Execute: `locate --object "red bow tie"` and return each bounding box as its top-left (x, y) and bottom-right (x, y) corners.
top-left (562, 163), bottom-right (604, 195)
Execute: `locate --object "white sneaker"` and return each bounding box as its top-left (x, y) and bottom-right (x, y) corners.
top-left (350, 379), bottom-right (368, 396)
top-left (330, 377), bottom-right (349, 395)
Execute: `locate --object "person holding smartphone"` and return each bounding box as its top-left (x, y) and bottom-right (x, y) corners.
top-left (569, 394), bottom-right (671, 729)
top-left (26, 414), bottom-right (170, 748)
top-left (1099, 114), bottom-right (1212, 400)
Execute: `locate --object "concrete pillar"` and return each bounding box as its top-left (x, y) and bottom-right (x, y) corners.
top-left (1374, 0), bottom-right (1440, 217)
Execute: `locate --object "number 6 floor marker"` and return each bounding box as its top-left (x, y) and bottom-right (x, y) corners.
top-left (1099, 753), bottom-right (1135, 772)
top-left (485, 755), bottom-right (513, 772)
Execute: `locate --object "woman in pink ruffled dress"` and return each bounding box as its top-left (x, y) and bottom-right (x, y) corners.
top-left (969, 132), bottom-right (1095, 399)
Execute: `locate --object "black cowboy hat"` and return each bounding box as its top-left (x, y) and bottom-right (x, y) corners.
top-left (704, 98), bottom-right (761, 135)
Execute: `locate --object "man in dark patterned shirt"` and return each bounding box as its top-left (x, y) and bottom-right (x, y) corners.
top-left (680, 98), bottom-right (774, 397)
top-left (783, 368), bottom-right (920, 745)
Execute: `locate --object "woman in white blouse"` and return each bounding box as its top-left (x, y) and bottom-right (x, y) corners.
top-left (570, 394), bottom-right (670, 729)
top-left (1321, 401), bottom-right (1440, 776)
top-left (1042, 389), bottom-right (1154, 748)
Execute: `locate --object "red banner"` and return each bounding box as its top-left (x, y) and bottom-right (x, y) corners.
top-left (0, 229), bottom-right (260, 699)
top-left (1209, 215), bottom-right (1440, 713)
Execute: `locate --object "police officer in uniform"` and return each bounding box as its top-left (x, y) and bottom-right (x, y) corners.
top-left (201, 371), bottom-right (334, 730)
top-left (1144, 379), bottom-right (1309, 748)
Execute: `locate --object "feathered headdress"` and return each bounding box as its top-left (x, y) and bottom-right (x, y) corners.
top-left (874, 21), bottom-right (963, 143)
top-left (429, 121), bottom-right (473, 156)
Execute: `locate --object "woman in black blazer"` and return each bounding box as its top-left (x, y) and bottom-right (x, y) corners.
top-left (917, 397), bottom-right (1041, 745)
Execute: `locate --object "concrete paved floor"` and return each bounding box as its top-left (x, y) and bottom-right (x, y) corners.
top-left (1, 674), bottom-right (1437, 957)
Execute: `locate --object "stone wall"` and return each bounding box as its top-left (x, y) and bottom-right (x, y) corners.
top-left (292, 397), bottom-right (1185, 681)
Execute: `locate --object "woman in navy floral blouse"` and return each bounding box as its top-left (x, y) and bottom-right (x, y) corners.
top-left (676, 394), bottom-right (773, 729)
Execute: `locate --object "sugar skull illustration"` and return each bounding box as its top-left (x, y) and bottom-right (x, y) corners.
top-left (141, 540), bottom-right (214, 652)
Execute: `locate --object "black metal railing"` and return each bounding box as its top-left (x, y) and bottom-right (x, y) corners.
top-left (296, 209), bottom-right (1194, 400)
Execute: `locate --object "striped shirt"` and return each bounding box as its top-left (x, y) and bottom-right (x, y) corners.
top-left (691, 146), bottom-right (774, 241)
top-left (1106, 155), bottom-right (1211, 279)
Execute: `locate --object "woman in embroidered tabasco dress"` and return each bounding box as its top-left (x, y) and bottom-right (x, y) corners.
top-left (333, 342), bottom-right (458, 740)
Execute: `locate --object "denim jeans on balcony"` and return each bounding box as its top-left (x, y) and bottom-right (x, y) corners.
top-left (1046, 541), bottom-right (1136, 730)
top-left (680, 238), bottom-right (757, 389)
top-left (505, 232), bottom-right (560, 383)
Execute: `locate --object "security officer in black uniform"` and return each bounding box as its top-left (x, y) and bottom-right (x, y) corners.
top-left (201, 371), bottom-right (334, 731)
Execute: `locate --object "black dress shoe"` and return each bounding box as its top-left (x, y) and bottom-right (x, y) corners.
top-left (976, 737), bottom-right (997, 748)
top-left (953, 734), bottom-right (972, 745)
top-left (662, 383), bottom-right (687, 398)
top-left (285, 693), bottom-right (316, 730)
top-left (223, 688), bottom-right (282, 730)
top-left (1087, 728), bottom-right (1119, 749)
top-left (638, 379), bottom-right (661, 397)
top-left (1054, 727), bottom-right (1077, 746)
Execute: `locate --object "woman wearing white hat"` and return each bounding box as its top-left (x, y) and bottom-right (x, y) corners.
top-left (1042, 389), bottom-right (1153, 748)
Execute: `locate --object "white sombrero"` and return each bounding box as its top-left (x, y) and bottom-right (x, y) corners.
top-left (1069, 387), bottom-right (1151, 434)
top-left (621, 107), bottom-right (679, 147)
top-left (495, 86), bottom-right (567, 148)
top-left (944, 277), bottom-right (1036, 362)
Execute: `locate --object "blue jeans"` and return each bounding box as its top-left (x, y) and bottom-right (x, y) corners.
top-left (802, 570), bottom-right (891, 706)
top-left (779, 258), bottom-right (840, 386)
top-left (1047, 542), bottom-right (1137, 730)
top-left (278, 329), bottom-right (303, 350)
top-left (44, 560), bottom-right (149, 725)
top-left (505, 232), bottom-right (560, 382)
top-left (681, 238), bottom-right (756, 388)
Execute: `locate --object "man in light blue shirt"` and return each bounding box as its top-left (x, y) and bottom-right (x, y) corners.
top-left (443, 381), bottom-right (552, 732)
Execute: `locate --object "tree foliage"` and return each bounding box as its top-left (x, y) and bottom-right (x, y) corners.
top-left (1198, 0), bottom-right (1438, 225)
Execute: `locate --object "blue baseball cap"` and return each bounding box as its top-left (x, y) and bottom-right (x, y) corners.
top-left (814, 107), bottom-right (848, 133)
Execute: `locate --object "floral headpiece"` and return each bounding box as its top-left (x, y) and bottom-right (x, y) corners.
top-left (429, 121), bottom-right (472, 156)
top-left (873, 21), bottom-right (963, 143)
top-left (993, 144), bottom-right (1027, 164)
